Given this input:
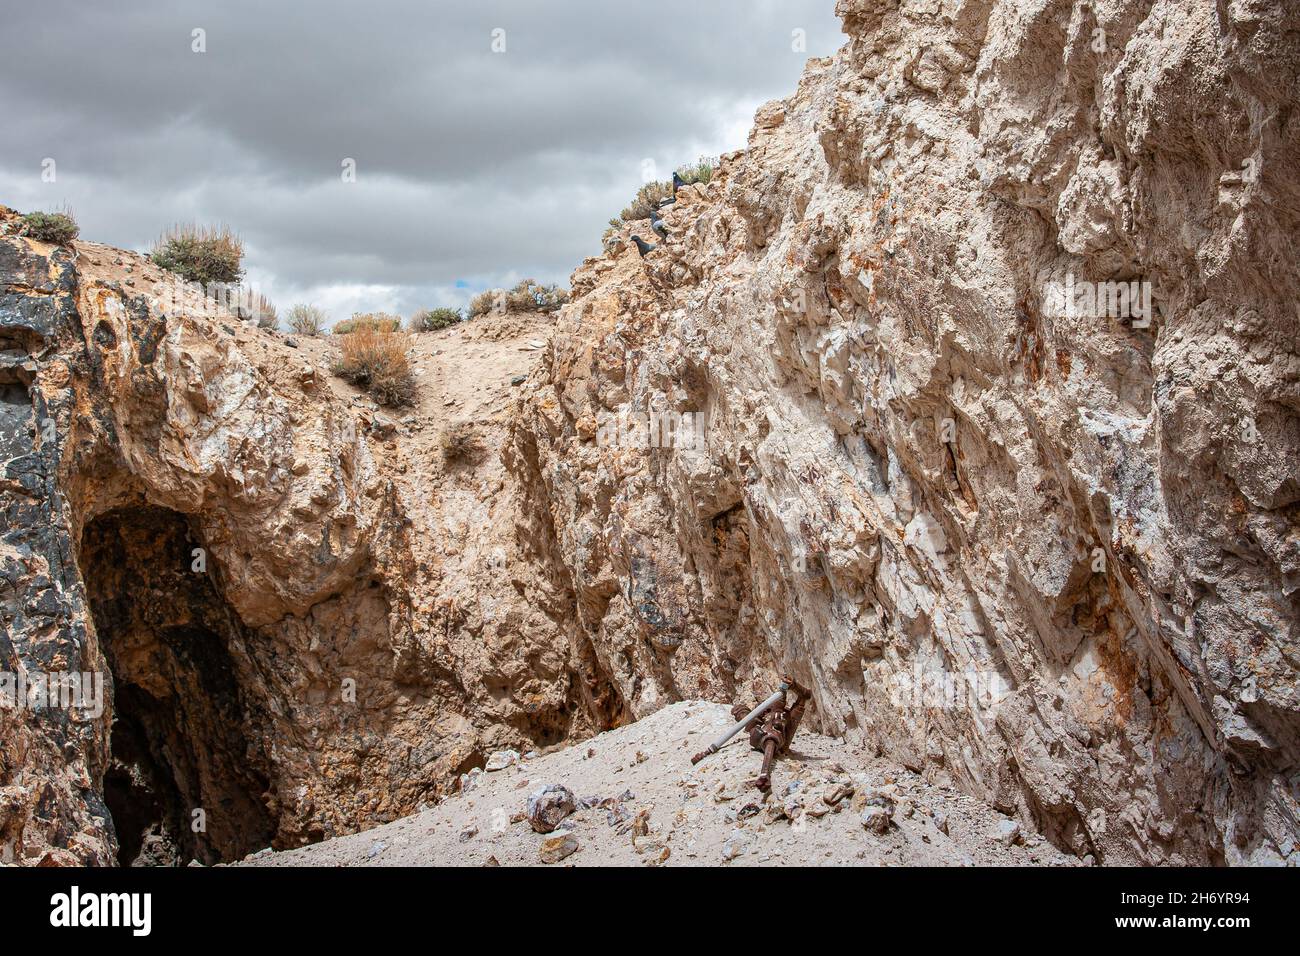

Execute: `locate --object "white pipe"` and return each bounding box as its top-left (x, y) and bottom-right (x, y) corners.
top-left (691, 683), bottom-right (788, 764)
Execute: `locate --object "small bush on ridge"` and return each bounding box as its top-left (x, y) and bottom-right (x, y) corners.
top-left (467, 289), bottom-right (502, 317)
top-left (334, 312), bottom-right (402, 334)
top-left (18, 210), bottom-right (79, 245)
top-left (410, 307), bottom-right (463, 332)
top-left (618, 181), bottom-right (672, 222)
top-left (609, 156), bottom-right (718, 229)
top-left (676, 156), bottom-right (716, 187)
top-left (468, 280), bottom-right (568, 317)
top-left (150, 223), bottom-right (244, 288)
top-left (332, 325), bottom-right (416, 407)
top-left (286, 304), bottom-right (328, 336)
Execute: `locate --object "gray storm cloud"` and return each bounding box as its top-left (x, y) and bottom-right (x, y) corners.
top-left (0, 0), bottom-right (843, 321)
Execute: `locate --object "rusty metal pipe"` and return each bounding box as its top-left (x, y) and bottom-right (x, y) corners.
top-left (691, 683), bottom-right (788, 765)
top-left (756, 736), bottom-right (778, 790)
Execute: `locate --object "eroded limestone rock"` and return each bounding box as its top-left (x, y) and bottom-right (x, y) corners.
top-left (508, 0), bottom-right (1300, 865)
top-left (0, 209), bottom-right (618, 866)
top-left (4, 0), bottom-right (1298, 869)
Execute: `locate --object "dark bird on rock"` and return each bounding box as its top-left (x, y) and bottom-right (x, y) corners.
top-left (672, 171), bottom-right (686, 194)
top-left (631, 235), bottom-right (657, 257)
top-left (650, 211), bottom-right (668, 239)
top-left (656, 196), bottom-right (676, 209)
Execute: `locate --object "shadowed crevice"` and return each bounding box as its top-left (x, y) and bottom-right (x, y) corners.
top-left (80, 505), bottom-right (277, 866)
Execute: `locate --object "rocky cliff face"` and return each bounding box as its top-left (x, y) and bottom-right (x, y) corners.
top-left (3, 0), bottom-right (1297, 867)
top-left (511, 0), bottom-right (1300, 865)
top-left (0, 220), bottom-right (612, 865)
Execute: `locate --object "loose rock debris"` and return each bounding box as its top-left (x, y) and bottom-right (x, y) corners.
top-left (240, 702), bottom-right (1081, 867)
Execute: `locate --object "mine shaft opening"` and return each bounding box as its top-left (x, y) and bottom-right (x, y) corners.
top-left (79, 505), bottom-right (277, 866)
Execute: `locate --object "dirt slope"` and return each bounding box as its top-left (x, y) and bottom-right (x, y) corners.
top-left (297, 310), bottom-right (551, 429)
top-left (239, 701), bottom-right (1078, 867)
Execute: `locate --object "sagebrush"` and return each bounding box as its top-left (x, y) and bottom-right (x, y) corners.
top-left (332, 326), bottom-right (416, 407)
top-left (467, 289), bottom-right (502, 317)
top-left (334, 312), bottom-right (402, 334)
top-left (410, 308), bottom-right (463, 332)
top-left (286, 304), bottom-right (328, 336)
top-left (150, 223), bottom-right (244, 287)
top-left (468, 279), bottom-right (568, 317)
top-left (618, 181), bottom-right (673, 223)
top-left (18, 210), bottom-right (79, 245)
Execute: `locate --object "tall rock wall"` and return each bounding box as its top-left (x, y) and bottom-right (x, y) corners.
top-left (2, 0), bottom-right (1297, 868)
top-left (511, 0), bottom-right (1300, 864)
top-left (0, 221), bottom-right (610, 865)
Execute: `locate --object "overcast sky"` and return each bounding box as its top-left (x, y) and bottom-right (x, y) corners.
top-left (0, 1), bottom-right (842, 324)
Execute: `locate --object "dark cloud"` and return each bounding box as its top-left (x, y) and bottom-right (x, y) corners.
top-left (0, 0), bottom-right (842, 321)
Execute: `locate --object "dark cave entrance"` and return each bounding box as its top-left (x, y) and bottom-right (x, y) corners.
top-left (80, 505), bottom-right (277, 866)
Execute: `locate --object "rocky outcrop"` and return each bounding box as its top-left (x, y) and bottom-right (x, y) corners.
top-left (4, 0), bottom-right (1298, 868)
top-left (510, 0), bottom-right (1300, 864)
top-left (0, 216), bottom-right (617, 865)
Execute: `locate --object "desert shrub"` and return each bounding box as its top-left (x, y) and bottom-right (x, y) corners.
top-left (618, 181), bottom-right (673, 222)
top-left (438, 421), bottom-right (481, 462)
top-left (470, 280), bottom-right (569, 317)
top-left (410, 307), bottom-right (463, 332)
top-left (150, 223), bottom-right (244, 287)
top-left (18, 210), bottom-right (79, 244)
top-left (538, 282), bottom-right (569, 312)
top-left (237, 292), bottom-right (277, 329)
top-left (467, 289), bottom-right (503, 317)
top-left (676, 155), bottom-right (717, 187)
top-left (286, 304), bottom-right (328, 336)
top-left (506, 279), bottom-right (568, 313)
top-left (332, 325), bottom-right (416, 407)
top-left (610, 157), bottom-right (719, 229)
top-left (334, 312), bottom-right (402, 334)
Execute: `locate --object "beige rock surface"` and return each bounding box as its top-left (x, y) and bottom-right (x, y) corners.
top-left (0, 217), bottom-right (617, 865)
top-left (508, 0), bottom-right (1300, 865)
top-left (238, 701), bottom-right (1077, 867)
top-left (3, 0), bottom-right (1298, 868)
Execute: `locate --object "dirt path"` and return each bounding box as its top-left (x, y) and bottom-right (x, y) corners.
top-left (296, 309), bottom-right (552, 425)
top-left (238, 701), bottom-right (1079, 867)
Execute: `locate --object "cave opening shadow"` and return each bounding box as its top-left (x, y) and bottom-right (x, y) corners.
top-left (80, 505), bottom-right (277, 866)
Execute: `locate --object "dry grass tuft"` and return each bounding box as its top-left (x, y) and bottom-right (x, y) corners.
top-left (334, 312), bottom-right (402, 334)
top-left (438, 421), bottom-right (481, 462)
top-left (239, 291), bottom-right (277, 329)
top-left (676, 155), bottom-right (716, 187)
top-left (332, 325), bottom-right (417, 407)
top-left (286, 304), bottom-right (328, 336)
